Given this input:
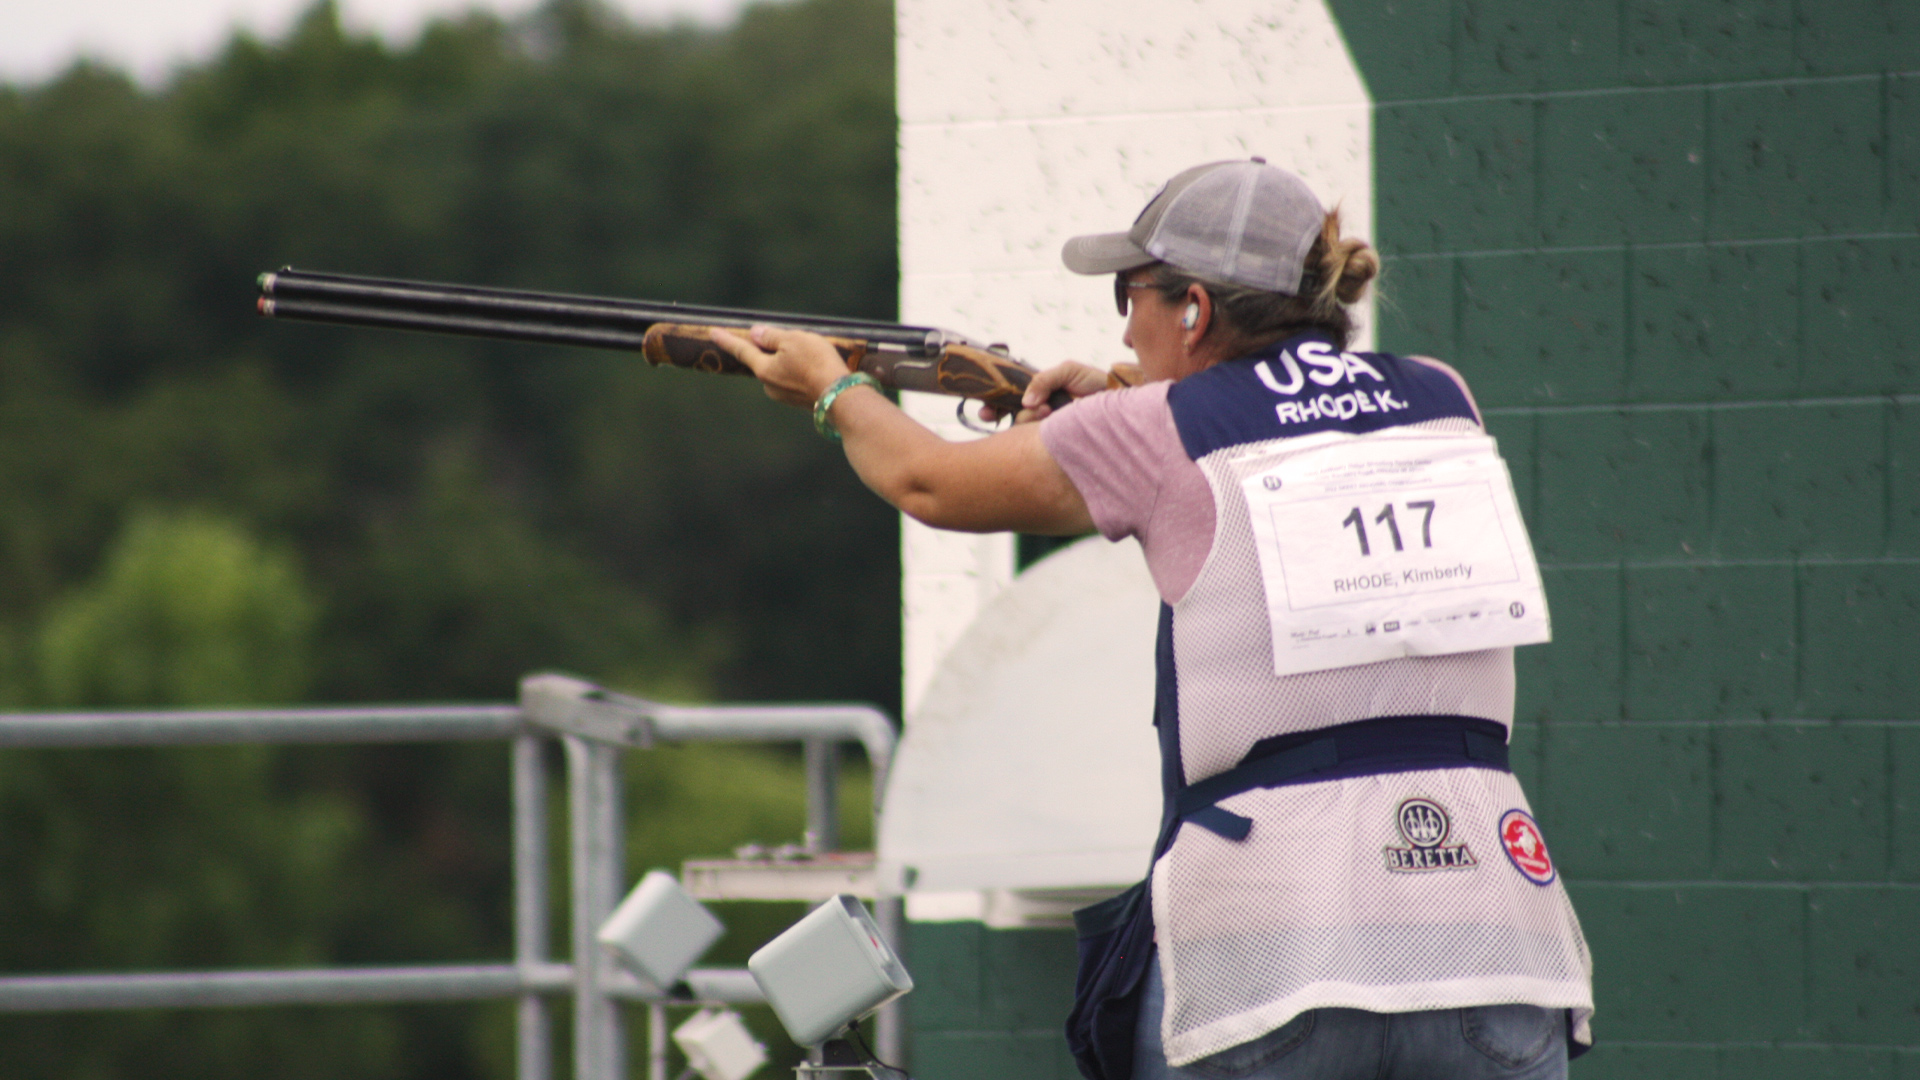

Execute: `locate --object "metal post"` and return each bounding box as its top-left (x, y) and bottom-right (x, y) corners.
top-left (567, 735), bottom-right (626, 1080)
top-left (514, 735), bottom-right (552, 1080)
top-left (873, 895), bottom-right (905, 1065)
top-left (804, 738), bottom-right (839, 852)
top-left (595, 739), bottom-right (628, 1080)
top-left (648, 1001), bottom-right (669, 1080)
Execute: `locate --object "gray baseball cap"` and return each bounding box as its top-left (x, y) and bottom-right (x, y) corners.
top-left (1060, 158), bottom-right (1326, 294)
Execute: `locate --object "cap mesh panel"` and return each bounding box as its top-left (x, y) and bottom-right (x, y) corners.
top-left (1145, 166), bottom-right (1323, 293)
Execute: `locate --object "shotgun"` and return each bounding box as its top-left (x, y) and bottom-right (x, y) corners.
top-left (256, 268), bottom-right (1138, 419)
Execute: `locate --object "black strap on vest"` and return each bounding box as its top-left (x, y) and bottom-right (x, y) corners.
top-left (1175, 715), bottom-right (1511, 842)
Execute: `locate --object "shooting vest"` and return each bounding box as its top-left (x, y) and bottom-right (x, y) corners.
top-left (1066, 333), bottom-right (1592, 1078)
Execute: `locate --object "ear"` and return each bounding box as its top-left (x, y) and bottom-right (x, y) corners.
top-left (1182, 284), bottom-right (1213, 344)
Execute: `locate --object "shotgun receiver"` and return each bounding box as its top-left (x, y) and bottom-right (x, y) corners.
top-left (256, 269), bottom-right (1138, 418)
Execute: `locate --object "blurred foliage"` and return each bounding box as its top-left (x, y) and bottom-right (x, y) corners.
top-left (0, 0), bottom-right (899, 707)
top-left (0, 0), bottom-right (899, 1075)
top-left (35, 509), bottom-right (318, 706)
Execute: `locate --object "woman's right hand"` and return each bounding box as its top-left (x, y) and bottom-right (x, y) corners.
top-left (980, 360), bottom-right (1114, 425)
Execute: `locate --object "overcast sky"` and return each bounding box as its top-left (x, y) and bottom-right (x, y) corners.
top-left (3, 0), bottom-right (754, 87)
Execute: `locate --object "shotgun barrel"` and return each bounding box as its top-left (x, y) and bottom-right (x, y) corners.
top-left (255, 267), bottom-right (1075, 415)
top-left (258, 269), bottom-right (941, 349)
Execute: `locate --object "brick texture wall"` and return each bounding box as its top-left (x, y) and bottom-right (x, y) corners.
top-left (906, 922), bottom-right (1082, 1079)
top-left (1335, 1), bottom-right (1920, 1075)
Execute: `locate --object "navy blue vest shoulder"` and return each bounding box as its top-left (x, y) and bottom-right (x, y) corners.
top-left (1164, 332), bottom-right (1479, 460)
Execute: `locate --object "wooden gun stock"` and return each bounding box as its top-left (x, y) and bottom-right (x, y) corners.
top-left (642, 324), bottom-right (1141, 417)
top-left (640, 323), bottom-right (865, 379)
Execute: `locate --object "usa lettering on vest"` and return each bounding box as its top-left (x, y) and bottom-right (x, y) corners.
top-left (1257, 342), bottom-right (1409, 426)
top-left (1256, 340), bottom-right (1385, 396)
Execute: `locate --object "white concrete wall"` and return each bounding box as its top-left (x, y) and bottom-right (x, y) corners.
top-left (890, 0), bottom-right (1375, 902)
top-left (897, 0), bottom-right (1376, 716)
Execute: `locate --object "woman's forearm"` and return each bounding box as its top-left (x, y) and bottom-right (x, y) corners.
top-left (828, 385), bottom-right (1093, 535)
top-left (712, 324), bottom-right (1096, 536)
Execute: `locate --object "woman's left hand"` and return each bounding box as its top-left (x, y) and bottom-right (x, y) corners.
top-left (977, 359), bottom-right (1113, 425)
top-left (711, 325), bottom-right (850, 408)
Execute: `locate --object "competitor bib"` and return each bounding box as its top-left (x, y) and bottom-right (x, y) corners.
top-left (1239, 430), bottom-right (1550, 677)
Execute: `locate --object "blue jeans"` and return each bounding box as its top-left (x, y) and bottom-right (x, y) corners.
top-left (1133, 964), bottom-right (1568, 1080)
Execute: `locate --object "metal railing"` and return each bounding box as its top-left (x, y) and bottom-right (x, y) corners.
top-left (0, 672), bottom-right (900, 1080)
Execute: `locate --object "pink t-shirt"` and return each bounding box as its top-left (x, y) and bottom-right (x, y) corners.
top-left (1040, 382), bottom-right (1215, 604)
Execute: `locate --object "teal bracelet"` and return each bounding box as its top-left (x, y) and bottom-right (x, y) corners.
top-left (813, 372), bottom-right (881, 442)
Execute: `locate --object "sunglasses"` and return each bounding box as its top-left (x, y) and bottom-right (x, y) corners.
top-left (1114, 273), bottom-right (1158, 316)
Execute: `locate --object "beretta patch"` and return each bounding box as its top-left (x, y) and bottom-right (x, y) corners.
top-left (1383, 797), bottom-right (1477, 873)
top-left (1497, 809), bottom-right (1555, 885)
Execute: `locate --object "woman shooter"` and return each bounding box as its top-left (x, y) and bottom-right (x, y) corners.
top-left (714, 159), bottom-right (1593, 1080)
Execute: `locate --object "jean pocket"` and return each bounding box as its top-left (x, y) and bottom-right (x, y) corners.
top-left (1459, 1004), bottom-right (1555, 1069)
top-left (1185, 1011), bottom-right (1316, 1080)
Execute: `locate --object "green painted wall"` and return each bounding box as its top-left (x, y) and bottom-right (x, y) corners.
top-left (904, 922), bottom-right (1081, 1080)
top-left (905, 5), bottom-right (1920, 1078)
top-left (1335, 0), bottom-right (1920, 1075)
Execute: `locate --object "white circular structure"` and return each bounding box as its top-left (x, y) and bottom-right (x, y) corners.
top-left (879, 536), bottom-right (1164, 924)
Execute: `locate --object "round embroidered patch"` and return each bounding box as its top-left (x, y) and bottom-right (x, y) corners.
top-left (1497, 809), bottom-right (1555, 885)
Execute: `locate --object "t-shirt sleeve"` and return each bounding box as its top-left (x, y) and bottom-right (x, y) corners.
top-left (1039, 381), bottom-right (1178, 542)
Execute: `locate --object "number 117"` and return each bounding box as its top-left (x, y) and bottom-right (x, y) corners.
top-left (1341, 500), bottom-right (1436, 556)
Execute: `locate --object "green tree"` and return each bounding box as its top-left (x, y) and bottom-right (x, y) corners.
top-left (35, 509), bottom-right (316, 706)
top-left (0, 510), bottom-right (400, 1078)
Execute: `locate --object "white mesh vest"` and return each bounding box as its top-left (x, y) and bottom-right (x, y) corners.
top-left (1147, 334), bottom-right (1594, 1066)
